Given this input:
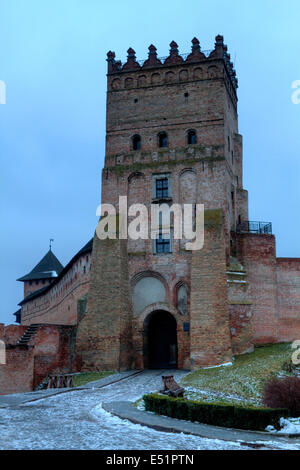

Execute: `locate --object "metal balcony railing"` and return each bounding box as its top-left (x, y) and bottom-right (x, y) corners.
top-left (236, 221), bottom-right (272, 235)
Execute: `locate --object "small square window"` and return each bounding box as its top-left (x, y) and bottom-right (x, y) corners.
top-left (156, 232), bottom-right (171, 254)
top-left (156, 178), bottom-right (168, 199)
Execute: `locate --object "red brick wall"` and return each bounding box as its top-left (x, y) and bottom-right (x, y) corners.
top-left (229, 305), bottom-right (253, 354)
top-left (0, 324), bottom-right (76, 395)
top-left (277, 258), bottom-right (300, 342)
top-left (32, 325), bottom-right (76, 388)
top-left (24, 279), bottom-right (52, 298)
top-left (3, 324), bottom-right (27, 344)
top-left (190, 209), bottom-right (232, 368)
top-left (21, 252), bottom-right (91, 326)
top-left (237, 233), bottom-right (279, 344)
top-left (75, 233), bottom-right (133, 371)
top-left (0, 347), bottom-right (34, 395)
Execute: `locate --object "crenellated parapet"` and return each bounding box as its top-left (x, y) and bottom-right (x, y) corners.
top-left (106, 35), bottom-right (238, 94)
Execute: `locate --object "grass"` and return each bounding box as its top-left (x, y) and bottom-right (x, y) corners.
top-left (181, 343), bottom-right (293, 407)
top-left (73, 371), bottom-right (115, 387)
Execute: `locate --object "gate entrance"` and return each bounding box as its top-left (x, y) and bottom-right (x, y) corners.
top-left (146, 310), bottom-right (178, 369)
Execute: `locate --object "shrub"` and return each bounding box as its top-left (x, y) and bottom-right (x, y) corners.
top-left (262, 376), bottom-right (300, 417)
top-left (143, 393), bottom-right (288, 431)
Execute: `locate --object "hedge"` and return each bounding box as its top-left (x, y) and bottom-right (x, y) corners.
top-left (143, 393), bottom-right (289, 432)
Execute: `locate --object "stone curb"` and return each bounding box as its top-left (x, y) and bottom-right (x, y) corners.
top-left (102, 401), bottom-right (300, 444)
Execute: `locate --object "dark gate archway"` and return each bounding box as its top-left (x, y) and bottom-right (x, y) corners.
top-left (145, 310), bottom-right (178, 369)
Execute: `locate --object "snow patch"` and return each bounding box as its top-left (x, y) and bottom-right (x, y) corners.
top-left (266, 417), bottom-right (300, 435)
top-left (203, 362), bottom-right (233, 370)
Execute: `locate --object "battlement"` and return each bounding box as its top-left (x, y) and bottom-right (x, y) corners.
top-left (106, 35), bottom-right (238, 92)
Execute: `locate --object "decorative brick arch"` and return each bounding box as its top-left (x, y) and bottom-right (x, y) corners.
top-left (128, 171), bottom-right (145, 184)
top-left (178, 167), bottom-right (196, 178)
top-left (131, 271), bottom-right (170, 315)
top-left (131, 270), bottom-right (168, 290)
top-left (173, 280), bottom-right (189, 316)
top-left (137, 302), bottom-right (182, 328)
top-left (132, 302), bottom-right (189, 370)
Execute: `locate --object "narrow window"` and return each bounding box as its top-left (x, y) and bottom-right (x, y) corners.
top-left (228, 136), bottom-right (230, 151)
top-left (156, 231), bottom-right (171, 254)
top-left (187, 130), bottom-right (197, 145)
top-left (132, 134), bottom-right (141, 151)
top-left (158, 132), bottom-right (168, 148)
top-left (156, 177), bottom-right (169, 199)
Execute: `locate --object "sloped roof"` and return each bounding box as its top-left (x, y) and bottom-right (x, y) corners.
top-left (17, 250), bottom-right (64, 282)
top-left (19, 238), bottom-right (93, 306)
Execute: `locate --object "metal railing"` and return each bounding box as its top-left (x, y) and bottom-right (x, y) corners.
top-left (236, 221), bottom-right (272, 235)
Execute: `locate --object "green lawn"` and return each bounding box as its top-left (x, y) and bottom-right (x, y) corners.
top-left (73, 371), bottom-right (115, 387)
top-left (181, 343), bottom-right (293, 407)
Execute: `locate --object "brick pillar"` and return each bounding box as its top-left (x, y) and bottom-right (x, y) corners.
top-left (190, 209), bottom-right (232, 369)
top-left (75, 230), bottom-right (133, 371)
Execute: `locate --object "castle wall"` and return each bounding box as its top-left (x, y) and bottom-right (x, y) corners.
top-left (0, 324), bottom-right (75, 395)
top-left (0, 347), bottom-right (35, 395)
top-left (236, 235), bottom-right (300, 346)
top-left (32, 325), bottom-right (77, 389)
top-left (237, 234), bottom-right (279, 344)
top-left (276, 258), bottom-right (300, 342)
top-left (20, 252), bottom-right (91, 326)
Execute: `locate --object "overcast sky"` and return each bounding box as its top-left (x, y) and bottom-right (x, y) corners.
top-left (1, 0), bottom-right (300, 325)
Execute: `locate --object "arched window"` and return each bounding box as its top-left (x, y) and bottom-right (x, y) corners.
top-left (158, 131), bottom-right (168, 148)
top-left (176, 283), bottom-right (188, 315)
top-left (132, 134), bottom-right (141, 151)
top-left (187, 130), bottom-right (197, 145)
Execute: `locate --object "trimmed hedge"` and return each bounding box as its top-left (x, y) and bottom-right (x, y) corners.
top-left (143, 393), bottom-right (289, 432)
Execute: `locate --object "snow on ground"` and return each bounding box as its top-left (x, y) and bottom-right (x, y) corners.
top-left (0, 370), bottom-right (299, 450)
top-left (184, 386), bottom-right (260, 406)
top-left (267, 417), bottom-right (300, 435)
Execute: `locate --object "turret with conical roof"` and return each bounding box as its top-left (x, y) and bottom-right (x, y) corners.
top-left (17, 249), bottom-right (64, 298)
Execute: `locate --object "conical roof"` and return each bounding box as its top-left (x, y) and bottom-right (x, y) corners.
top-left (17, 250), bottom-right (64, 282)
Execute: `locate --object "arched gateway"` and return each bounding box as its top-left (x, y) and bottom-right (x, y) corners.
top-left (144, 310), bottom-right (178, 369)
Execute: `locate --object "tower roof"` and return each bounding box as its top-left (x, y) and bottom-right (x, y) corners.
top-left (17, 249), bottom-right (64, 282)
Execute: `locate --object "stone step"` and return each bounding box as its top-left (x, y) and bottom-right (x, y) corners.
top-left (17, 325), bottom-right (40, 345)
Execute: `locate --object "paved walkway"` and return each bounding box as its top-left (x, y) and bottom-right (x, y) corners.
top-left (0, 370), bottom-right (299, 450)
top-left (0, 370), bottom-right (140, 408)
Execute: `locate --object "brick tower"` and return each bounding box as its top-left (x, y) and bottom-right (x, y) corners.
top-left (76, 36), bottom-right (250, 371)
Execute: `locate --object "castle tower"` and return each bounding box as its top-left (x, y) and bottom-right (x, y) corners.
top-left (17, 248), bottom-right (63, 298)
top-left (77, 36), bottom-right (250, 370)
